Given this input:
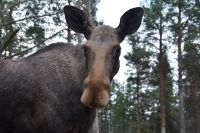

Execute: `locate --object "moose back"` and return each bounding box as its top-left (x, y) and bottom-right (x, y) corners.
top-left (0, 5), bottom-right (143, 133)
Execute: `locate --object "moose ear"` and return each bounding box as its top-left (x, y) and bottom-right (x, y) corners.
top-left (64, 5), bottom-right (93, 39)
top-left (116, 7), bottom-right (144, 42)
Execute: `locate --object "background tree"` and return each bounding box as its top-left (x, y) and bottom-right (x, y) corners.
top-left (167, 1), bottom-right (186, 132)
top-left (99, 80), bottom-right (137, 133)
top-left (0, 0), bottom-right (100, 59)
top-left (0, 0), bottom-right (66, 58)
top-left (98, 0), bottom-right (199, 132)
top-left (181, 1), bottom-right (200, 132)
top-left (143, 0), bottom-right (169, 132)
top-left (166, 1), bottom-right (200, 132)
top-left (125, 33), bottom-right (151, 133)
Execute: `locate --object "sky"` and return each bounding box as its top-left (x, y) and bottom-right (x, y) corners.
top-left (97, 0), bottom-right (141, 83)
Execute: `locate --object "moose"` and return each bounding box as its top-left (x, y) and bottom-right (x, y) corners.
top-left (0, 5), bottom-right (143, 133)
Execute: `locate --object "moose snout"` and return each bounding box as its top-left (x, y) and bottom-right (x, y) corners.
top-left (81, 78), bottom-right (111, 108)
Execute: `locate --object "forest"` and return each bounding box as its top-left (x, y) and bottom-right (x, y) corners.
top-left (0, 0), bottom-right (200, 133)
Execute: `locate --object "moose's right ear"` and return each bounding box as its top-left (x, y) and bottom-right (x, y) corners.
top-left (64, 5), bottom-right (93, 39)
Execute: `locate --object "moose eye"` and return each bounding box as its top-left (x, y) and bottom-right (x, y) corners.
top-left (114, 47), bottom-right (121, 59)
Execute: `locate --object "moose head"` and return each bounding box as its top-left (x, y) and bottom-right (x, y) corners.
top-left (64, 6), bottom-right (143, 108)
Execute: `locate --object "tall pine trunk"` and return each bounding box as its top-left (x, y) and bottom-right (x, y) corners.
top-left (67, 0), bottom-right (72, 43)
top-left (76, 0), bottom-right (82, 44)
top-left (0, 1), bottom-right (2, 57)
top-left (92, 110), bottom-right (99, 133)
top-left (136, 70), bottom-right (142, 133)
top-left (177, 2), bottom-right (185, 133)
top-left (87, 0), bottom-right (92, 23)
top-left (158, 8), bottom-right (166, 133)
top-left (159, 54), bottom-right (166, 133)
top-left (0, 13), bottom-right (2, 57)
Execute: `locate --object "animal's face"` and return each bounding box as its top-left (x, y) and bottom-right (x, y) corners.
top-left (64, 6), bottom-right (143, 108)
top-left (81, 26), bottom-right (121, 108)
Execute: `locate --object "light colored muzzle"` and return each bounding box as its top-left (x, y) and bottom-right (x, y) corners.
top-left (81, 77), bottom-right (111, 108)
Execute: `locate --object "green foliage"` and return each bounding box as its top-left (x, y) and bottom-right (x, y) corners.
top-left (99, 81), bottom-right (137, 133)
top-left (25, 24), bottom-right (45, 47)
top-left (0, 0), bottom-right (66, 58)
top-left (99, 1), bottom-right (200, 133)
top-left (0, 0), bottom-right (101, 58)
top-left (183, 42), bottom-right (200, 132)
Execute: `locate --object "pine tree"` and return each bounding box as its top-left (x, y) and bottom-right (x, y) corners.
top-left (125, 33), bottom-right (151, 133)
top-left (166, 1), bottom-right (200, 132)
top-left (0, 0), bottom-right (100, 59)
top-left (0, 0), bottom-right (66, 58)
top-left (171, 1), bottom-right (186, 132)
top-left (148, 53), bottom-right (179, 133)
top-left (0, 0), bottom-right (20, 58)
top-left (181, 1), bottom-right (200, 132)
top-left (143, 0), bottom-right (169, 132)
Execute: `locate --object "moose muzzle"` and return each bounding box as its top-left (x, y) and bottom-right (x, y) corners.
top-left (81, 75), bottom-right (111, 108)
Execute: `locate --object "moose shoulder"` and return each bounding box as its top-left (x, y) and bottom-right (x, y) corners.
top-left (0, 6), bottom-right (143, 133)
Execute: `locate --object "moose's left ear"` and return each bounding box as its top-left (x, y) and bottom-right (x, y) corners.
top-left (116, 7), bottom-right (144, 42)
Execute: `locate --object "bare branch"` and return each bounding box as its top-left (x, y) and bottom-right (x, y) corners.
top-left (5, 29), bottom-right (64, 59)
top-left (1, 11), bottom-right (63, 27)
top-left (0, 28), bottom-right (20, 54)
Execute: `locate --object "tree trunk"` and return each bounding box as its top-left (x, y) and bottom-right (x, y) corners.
top-left (129, 119), bottom-right (132, 133)
top-left (87, 0), bottom-right (92, 23)
top-left (189, 79), bottom-right (199, 133)
top-left (0, 1), bottom-right (3, 57)
top-left (108, 101), bottom-right (112, 133)
top-left (178, 44), bottom-right (185, 133)
top-left (177, 2), bottom-right (185, 133)
top-left (136, 70), bottom-right (142, 133)
top-left (67, 0), bottom-right (72, 43)
top-left (76, 0), bottom-right (82, 44)
top-left (158, 10), bottom-right (166, 133)
top-left (92, 110), bottom-right (99, 133)
top-left (178, 48), bottom-right (185, 133)
top-left (159, 57), bottom-right (166, 133)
